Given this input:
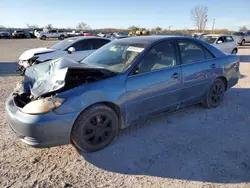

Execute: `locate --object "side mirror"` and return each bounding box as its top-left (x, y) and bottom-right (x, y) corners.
top-left (217, 40), bottom-right (223, 44)
top-left (68, 47), bottom-right (76, 54)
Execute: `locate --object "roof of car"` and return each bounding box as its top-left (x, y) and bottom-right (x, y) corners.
top-left (203, 34), bottom-right (233, 37)
top-left (117, 35), bottom-right (192, 43)
top-left (68, 36), bottom-right (111, 42)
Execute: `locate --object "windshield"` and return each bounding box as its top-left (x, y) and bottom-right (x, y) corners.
top-left (200, 35), bottom-right (218, 44)
top-left (81, 40), bottom-right (148, 73)
top-left (50, 38), bottom-right (77, 50)
top-left (233, 32), bottom-right (244, 36)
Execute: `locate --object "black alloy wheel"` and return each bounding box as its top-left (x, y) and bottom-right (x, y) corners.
top-left (72, 104), bottom-right (119, 152)
top-left (203, 79), bottom-right (225, 108)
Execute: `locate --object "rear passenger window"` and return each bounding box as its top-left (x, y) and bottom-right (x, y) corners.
top-left (225, 36), bottom-right (234, 42)
top-left (91, 39), bottom-right (110, 49)
top-left (177, 40), bottom-right (214, 64)
top-left (71, 40), bottom-right (91, 51)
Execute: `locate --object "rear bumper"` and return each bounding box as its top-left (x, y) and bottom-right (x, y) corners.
top-left (227, 71), bottom-right (240, 89)
top-left (5, 93), bottom-right (78, 148)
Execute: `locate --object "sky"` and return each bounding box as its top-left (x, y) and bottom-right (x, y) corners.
top-left (0, 0), bottom-right (250, 30)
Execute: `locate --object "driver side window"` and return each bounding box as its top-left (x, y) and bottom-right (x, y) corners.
top-left (71, 40), bottom-right (91, 51)
top-left (217, 37), bottom-right (224, 43)
top-left (135, 41), bottom-right (177, 75)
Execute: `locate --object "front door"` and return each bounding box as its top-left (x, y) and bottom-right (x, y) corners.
top-left (66, 39), bottom-right (94, 61)
top-left (215, 36), bottom-right (228, 53)
top-left (126, 40), bottom-right (182, 123)
top-left (177, 39), bottom-right (220, 105)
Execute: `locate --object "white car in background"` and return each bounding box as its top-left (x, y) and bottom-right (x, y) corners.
top-left (37, 29), bottom-right (68, 40)
top-left (200, 34), bottom-right (238, 54)
top-left (233, 31), bottom-right (250, 46)
top-left (18, 37), bottom-right (111, 74)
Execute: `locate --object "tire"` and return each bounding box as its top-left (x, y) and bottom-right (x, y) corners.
top-left (240, 40), bottom-right (245, 46)
top-left (71, 104), bottom-right (119, 152)
top-left (41, 35), bottom-right (46, 40)
top-left (59, 35), bottom-right (65, 40)
top-left (203, 79), bottom-right (225, 108)
top-left (231, 48), bottom-right (237, 54)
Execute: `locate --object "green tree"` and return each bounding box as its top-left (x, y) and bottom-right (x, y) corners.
top-left (155, 26), bottom-right (162, 34)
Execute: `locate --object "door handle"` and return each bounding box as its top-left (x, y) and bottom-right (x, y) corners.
top-left (210, 64), bottom-right (216, 68)
top-left (171, 72), bottom-right (180, 79)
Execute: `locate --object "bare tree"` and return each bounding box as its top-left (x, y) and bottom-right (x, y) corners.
top-left (190, 5), bottom-right (208, 32)
top-left (44, 24), bottom-right (53, 30)
top-left (239, 26), bottom-right (248, 32)
top-left (76, 22), bottom-right (90, 30)
top-left (26, 24), bottom-right (39, 29)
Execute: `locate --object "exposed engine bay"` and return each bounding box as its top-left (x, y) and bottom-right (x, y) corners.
top-left (13, 57), bottom-right (116, 108)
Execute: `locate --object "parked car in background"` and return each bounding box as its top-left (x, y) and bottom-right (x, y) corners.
top-left (37, 29), bottom-right (67, 40)
top-left (192, 33), bottom-right (206, 39)
top-left (233, 31), bottom-right (250, 46)
top-left (67, 30), bottom-right (80, 37)
top-left (12, 30), bottom-right (27, 38)
top-left (97, 32), bottom-right (106, 37)
top-left (18, 37), bottom-right (111, 74)
top-left (200, 34), bottom-right (238, 54)
top-left (34, 29), bottom-right (43, 38)
top-left (7, 36), bottom-right (240, 152)
top-left (79, 32), bottom-right (97, 37)
top-left (0, 31), bottom-right (10, 39)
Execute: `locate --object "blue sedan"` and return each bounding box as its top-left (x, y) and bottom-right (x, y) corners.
top-left (6, 36), bottom-right (240, 152)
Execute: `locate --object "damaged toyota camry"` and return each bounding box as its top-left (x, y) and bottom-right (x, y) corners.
top-left (6, 36), bottom-right (240, 152)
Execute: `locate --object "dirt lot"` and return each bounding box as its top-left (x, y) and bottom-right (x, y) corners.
top-left (0, 39), bottom-right (250, 188)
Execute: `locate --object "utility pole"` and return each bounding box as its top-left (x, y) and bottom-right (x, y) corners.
top-left (212, 18), bottom-right (215, 33)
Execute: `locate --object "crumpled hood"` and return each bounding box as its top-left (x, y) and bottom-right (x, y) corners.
top-left (22, 57), bottom-right (115, 98)
top-left (19, 47), bottom-right (56, 61)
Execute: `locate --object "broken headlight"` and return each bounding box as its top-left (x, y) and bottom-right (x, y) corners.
top-left (22, 97), bottom-right (65, 114)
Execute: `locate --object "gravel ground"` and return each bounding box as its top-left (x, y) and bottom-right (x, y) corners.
top-left (0, 39), bottom-right (250, 188)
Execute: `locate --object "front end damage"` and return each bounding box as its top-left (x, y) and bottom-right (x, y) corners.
top-left (13, 57), bottom-right (116, 110)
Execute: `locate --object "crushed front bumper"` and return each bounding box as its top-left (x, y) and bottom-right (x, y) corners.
top-left (5, 93), bottom-right (78, 148)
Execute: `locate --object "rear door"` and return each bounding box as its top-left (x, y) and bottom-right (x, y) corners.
top-left (245, 31), bottom-right (250, 42)
top-left (215, 36), bottom-right (227, 53)
top-left (224, 36), bottom-right (235, 53)
top-left (177, 39), bottom-right (218, 105)
top-left (126, 40), bottom-right (183, 123)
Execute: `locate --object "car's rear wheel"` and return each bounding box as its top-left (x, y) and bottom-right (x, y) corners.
top-left (41, 35), bottom-right (46, 40)
top-left (59, 35), bottom-right (65, 40)
top-left (240, 40), bottom-right (245, 46)
top-left (231, 48), bottom-right (237, 54)
top-left (203, 79), bottom-right (225, 108)
top-left (71, 104), bottom-right (119, 152)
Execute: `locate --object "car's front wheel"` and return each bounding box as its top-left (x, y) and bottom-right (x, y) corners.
top-left (231, 48), bottom-right (237, 54)
top-left (203, 79), bottom-right (225, 108)
top-left (71, 104), bottom-right (119, 152)
top-left (240, 40), bottom-right (245, 46)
